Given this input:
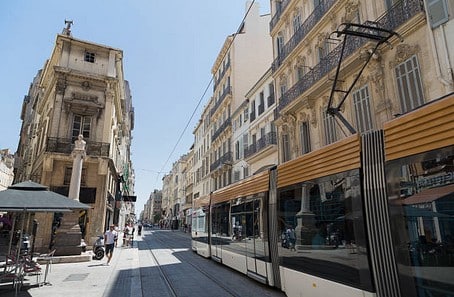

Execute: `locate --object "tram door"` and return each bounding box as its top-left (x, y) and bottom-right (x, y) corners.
top-left (211, 202), bottom-right (230, 261)
top-left (244, 197), bottom-right (268, 282)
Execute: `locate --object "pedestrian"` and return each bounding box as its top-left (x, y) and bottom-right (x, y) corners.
top-left (286, 225), bottom-right (296, 251)
top-left (138, 224), bottom-right (142, 236)
top-left (104, 224), bottom-right (117, 265)
top-left (114, 225), bottom-right (119, 247)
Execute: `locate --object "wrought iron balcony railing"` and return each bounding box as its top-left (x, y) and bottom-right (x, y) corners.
top-left (244, 132), bottom-right (277, 159)
top-left (277, 0), bottom-right (424, 112)
top-left (272, 0), bottom-right (337, 73)
top-left (270, 0), bottom-right (292, 32)
top-left (210, 86), bottom-right (232, 117)
top-left (46, 137), bottom-right (110, 157)
top-left (211, 117), bottom-right (231, 142)
top-left (213, 60), bottom-right (231, 90)
top-left (210, 152), bottom-right (233, 172)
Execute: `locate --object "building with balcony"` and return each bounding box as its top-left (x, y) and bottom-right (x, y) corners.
top-left (142, 189), bottom-right (162, 225)
top-left (268, 0), bottom-right (454, 296)
top-left (243, 68), bottom-right (278, 176)
top-left (208, 1), bottom-right (272, 191)
top-left (13, 26), bottom-right (135, 252)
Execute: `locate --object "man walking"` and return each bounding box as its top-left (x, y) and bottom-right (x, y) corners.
top-left (104, 224), bottom-right (117, 265)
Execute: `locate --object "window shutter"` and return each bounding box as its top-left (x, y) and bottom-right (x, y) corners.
top-left (427, 0), bottom-right (449, 28)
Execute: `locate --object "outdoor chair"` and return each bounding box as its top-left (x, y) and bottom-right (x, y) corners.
top-left (23, 256), bottom-right (42, 285)
top-left (37, 249), bottom-right (56, 286)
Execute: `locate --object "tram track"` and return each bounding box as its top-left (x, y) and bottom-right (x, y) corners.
top-left (140, 230), bottom-right (244, 297)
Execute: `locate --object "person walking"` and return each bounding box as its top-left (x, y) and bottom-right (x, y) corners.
top-left (104, 224), bottom-right (117, 265)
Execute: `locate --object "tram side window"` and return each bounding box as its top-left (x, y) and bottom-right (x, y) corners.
top-left (222, 195), bottom-right (269, 261)
top-left (386, 146), bottom-right (454, 297)
top-left (277, 170), bottom-right (373, 291)
top-left (211, 202), bottom-right (230, 237)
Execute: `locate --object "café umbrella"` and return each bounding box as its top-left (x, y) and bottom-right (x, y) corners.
top-left (0, 181), bottom-right (90, 263)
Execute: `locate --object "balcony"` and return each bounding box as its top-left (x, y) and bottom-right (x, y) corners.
top-left (210, 86), bottom-right (232, 117)
top-left (250, 111), bottom-right (256, 122)
top-left (211, 117), bottom-right (231, 142)
top-left (272, 0), bottom-right (337, 73)
top-left (46, 137), bottom-right (110, 157)
top-left (258, 103), bottom-right (265, 115)
top-left (244, 132), bottom-right (277, 159)
top-left (267, 93), bottom-right (275, 106)
top-left (210, 152), bottom-right (233, 172)
top-left (277, 0), bottom-right (424, 112)
top-left (213, 60), bottom-right (231, 90)
top-left (270, 0), bottom-right (292, 32)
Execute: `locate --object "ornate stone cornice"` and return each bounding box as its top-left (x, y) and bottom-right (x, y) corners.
top-left (389, 43), bottom-right (421, 68)
top-left (56, 77), bottom-right (67, 95)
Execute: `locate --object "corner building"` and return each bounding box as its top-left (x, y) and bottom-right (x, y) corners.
top-left (14, 29), bottom-right (134, 253)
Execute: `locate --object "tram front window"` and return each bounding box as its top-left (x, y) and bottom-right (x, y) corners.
top-left (386, 146), bottom-right (454, 297)
top-left (277, 170), bottom-right (373, 291)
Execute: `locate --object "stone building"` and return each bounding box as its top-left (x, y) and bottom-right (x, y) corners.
top-left (267, 0), bottom-right (454, 296)
top-left (0, 149), bottom-right (14, 191)
top-left (13, 24), bottom-right (134, 254)
top-left (192, 1), bottom-right (273, 205)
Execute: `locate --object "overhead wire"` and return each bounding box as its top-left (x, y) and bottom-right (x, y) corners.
top-left (156, 0), bottom-right (257, 181)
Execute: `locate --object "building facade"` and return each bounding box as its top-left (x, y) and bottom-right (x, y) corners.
top-left (13, 26), bottom-right (135, 253)
top-left (0, 149), bottom-right (14, 191)
top-left (170, 1), bottom-right (454, 296)
top-left (268, 0), bottom-right (454, 296)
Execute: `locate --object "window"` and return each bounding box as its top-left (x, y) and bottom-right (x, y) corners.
top-left (277, 34), bottom-right (285, 57)
top-left (297, 64), bottom-right (306, 81)
top-left (426, 0), bottom-right (449, 28)
top-left (323, 111), bottom-right (337, 145)
top-left (280, 83), bottom-right (287, 98)
top-left (242, 134), bottom-right (248, 158)
top-left (318, 40), bottom-right (329, 62)
top-left (250, 100), bottom-right (256, 122)
top-left (293, 12), bottom-right (301, 34)
top-left (282, 134), bottom-right (291, 162)
top-left (233, 170), bottom-right (240, 182)
top-left (395, 55), bottom-right (424, 113)
top-left (277, 171), bottom-right (373, 291)
top-left (72, 115), bottom-right (91, 142)
top-left (258, 92), bottom-right (265, 115)
top-left (64, 167), bottom-right (87, 186)
top-left (353, 85), bottom-right (373, 133)
top-left (386, 146), bottom-right (454, 297)
top-left (243, 165), bottom-right (249, 178)
top-left (84, 51), bottom-right (95, 63)
top-left (300, 122), bottom-right (311, 154)
top-left (268, 83), bottom-right (275, 107)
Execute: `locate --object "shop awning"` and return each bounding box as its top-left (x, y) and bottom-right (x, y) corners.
top-left (403, 183), bottom-right (454, 205)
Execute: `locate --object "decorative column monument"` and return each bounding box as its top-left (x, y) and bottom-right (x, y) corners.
top-left (295, 184), bottom-right (317, 250)
top-left (68, 135), bottom-right (86, 201)
top-left (54, 135), bottom-right (86, 256)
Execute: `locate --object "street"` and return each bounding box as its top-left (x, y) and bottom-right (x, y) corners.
top-left (1, 228), bottom-right (286, 297)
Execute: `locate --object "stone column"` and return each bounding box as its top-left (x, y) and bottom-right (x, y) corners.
top-left (54, 135), bottom-right (86, 256)
top-left (68, 135), bottom-right (86, 201)
top-left (295, 184), bottom-right (317, 249)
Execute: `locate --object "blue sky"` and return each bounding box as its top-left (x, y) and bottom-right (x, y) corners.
top-left (0, 1), bottom-right (271, 213)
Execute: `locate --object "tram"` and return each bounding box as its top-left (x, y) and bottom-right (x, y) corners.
top-left (191, 93), bottom-right (454, 297)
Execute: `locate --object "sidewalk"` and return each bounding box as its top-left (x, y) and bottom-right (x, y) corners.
top-left (0, 235), bottom-right (142, 297)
